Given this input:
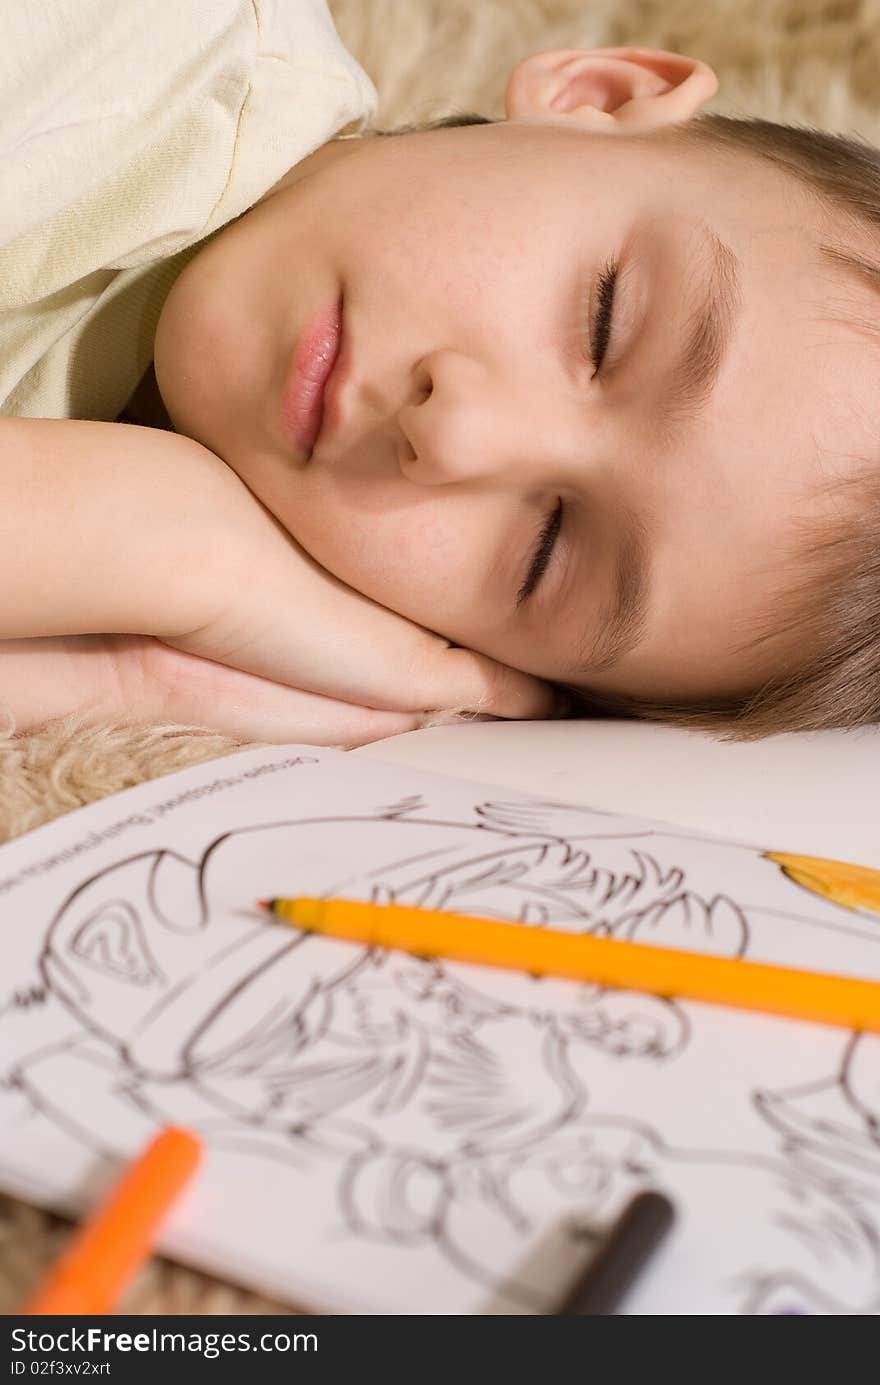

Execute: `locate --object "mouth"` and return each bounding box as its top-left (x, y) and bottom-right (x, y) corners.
top-left (281, 296), bottom-right (343, 458)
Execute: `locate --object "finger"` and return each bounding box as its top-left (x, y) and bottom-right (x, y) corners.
top-left (401, 643), bottom-right (559, 721)
top-left (180, 546), bottom-right (559, 718)
top-left (133, 640), bottom-right (425, 747)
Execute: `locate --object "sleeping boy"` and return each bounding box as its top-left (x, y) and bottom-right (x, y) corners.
top-left (3, 0), bottom-right (879, 745)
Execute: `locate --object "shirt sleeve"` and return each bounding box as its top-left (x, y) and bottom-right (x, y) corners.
top-left (0, 0), bottom-right (378, 249)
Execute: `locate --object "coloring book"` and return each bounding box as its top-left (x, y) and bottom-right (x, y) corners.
top-left (1, 745), bottom-right (878, 1314)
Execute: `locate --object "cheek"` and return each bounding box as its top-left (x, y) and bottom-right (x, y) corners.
top-left (286, 492), bottom-right (464, 624)
top-left (273, 463), bottom-right (502, 645)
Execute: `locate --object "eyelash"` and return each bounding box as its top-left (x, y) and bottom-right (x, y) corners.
top-left (516, 498), bottom-right (564, 607)
top-left (589, 257), bottom-right (619, 378)
top-left (517, 259), bottom-right (618, 607)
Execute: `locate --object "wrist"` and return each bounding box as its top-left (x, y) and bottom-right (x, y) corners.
top-left (0, 418), bottom-right (248, 641)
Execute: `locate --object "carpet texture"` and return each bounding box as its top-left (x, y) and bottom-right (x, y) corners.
top-left (3, 0), bottom-right (879, 1315)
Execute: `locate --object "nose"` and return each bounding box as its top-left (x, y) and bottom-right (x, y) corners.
top-left (397, 348), bottom-right (547, 487)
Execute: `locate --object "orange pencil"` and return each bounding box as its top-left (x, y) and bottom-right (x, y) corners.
top-left (259, 895), bottom-right (880, 1036)
top-left (23, 1127), bottom-right (202, 1315)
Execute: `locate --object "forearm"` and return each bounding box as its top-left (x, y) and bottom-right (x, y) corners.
top-left (0, 418), bottom-right (245, 639)
top-left (0, 635), bottom-right (127, 735)
top-left (0, 632), bottom-right (432, 744)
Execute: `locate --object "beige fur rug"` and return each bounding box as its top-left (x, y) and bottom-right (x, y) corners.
top-left (3, 0), bottom-right (880, 1316)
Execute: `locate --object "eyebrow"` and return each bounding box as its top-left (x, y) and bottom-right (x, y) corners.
top-left (574, 220), bottom-right (742, 676)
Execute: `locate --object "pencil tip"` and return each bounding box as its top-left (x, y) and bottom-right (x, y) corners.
top-left (257, 898), bottom-right (273, 911)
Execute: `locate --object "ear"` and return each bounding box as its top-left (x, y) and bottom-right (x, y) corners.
top-left (505, 47), bottom-right (718, 133)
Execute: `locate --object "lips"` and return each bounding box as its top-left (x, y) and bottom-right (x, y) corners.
top-left (281, 297), bottom-right (343, 457)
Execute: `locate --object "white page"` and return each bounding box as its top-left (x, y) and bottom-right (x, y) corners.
top-left (356, 721), bottom-right (880, 866)
top-left (1, 744), bottom-right (879, 1315)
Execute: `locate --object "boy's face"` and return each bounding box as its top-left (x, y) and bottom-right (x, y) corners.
top-left (155, 118), bottom-right (874, 703)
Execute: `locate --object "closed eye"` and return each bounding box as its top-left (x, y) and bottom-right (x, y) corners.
top-left (514, 258), bottom-right (617, 610)
top-left (589, 258), bottom-right (619, 377)
top-left (516, 498), bottom-right (563, 608)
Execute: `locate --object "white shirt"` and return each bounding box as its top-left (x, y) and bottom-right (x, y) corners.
top-left (0, 0), bottom-right (377, 421)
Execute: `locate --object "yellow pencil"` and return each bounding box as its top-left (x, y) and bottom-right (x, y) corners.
top-left (764, 851), bottom-right (880, 916)
top-left (258, 895), bottom-right (880, 1035)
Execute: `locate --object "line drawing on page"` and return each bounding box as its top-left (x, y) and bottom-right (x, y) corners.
top-left (3, 796), bottom-right (880, 1313)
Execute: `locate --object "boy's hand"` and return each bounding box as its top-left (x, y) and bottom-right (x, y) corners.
top-left (0, 635), bottom-right (453, 746)
top-left (129, 637), bottom-right (467, 744)
top-left (163, 472), bottom-right (557, 724)
top-left (0, 417), bottom-right (556, 740)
